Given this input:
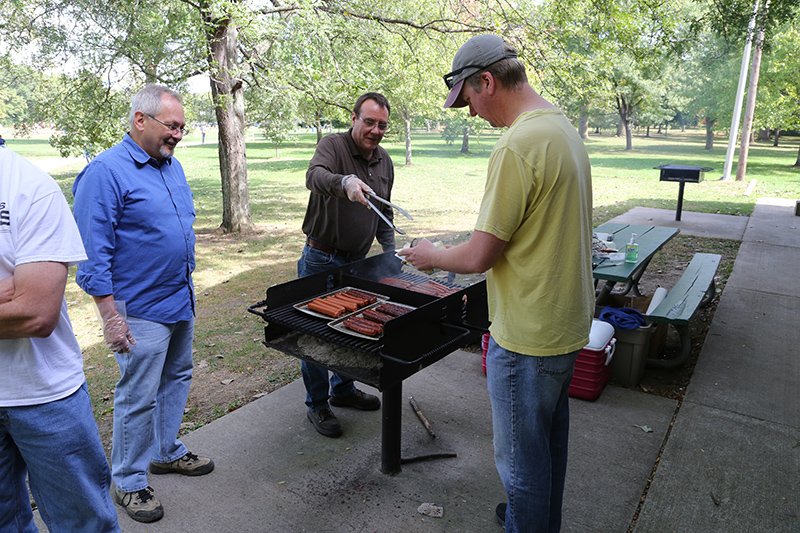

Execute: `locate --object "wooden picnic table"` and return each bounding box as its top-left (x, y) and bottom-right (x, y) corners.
top-left (592, 223), bottom-right (680, 301)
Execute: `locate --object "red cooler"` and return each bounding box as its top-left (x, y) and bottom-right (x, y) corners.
top-left (569, 319), bottom-right (616, 401)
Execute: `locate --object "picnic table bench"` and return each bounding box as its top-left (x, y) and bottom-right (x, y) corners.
top-left (646, 252), bottom-right (721, 368)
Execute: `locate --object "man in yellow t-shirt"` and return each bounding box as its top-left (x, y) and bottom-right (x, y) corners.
top-left (399, 34), bottom-right (594, 532)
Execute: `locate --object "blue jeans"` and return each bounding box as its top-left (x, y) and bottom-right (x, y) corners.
top-left (297, 244), bottom-right (364, 411)
top-left (0, 383), bottom-right (120, 533)
top-left (486, 337), bottom-right (579, 533)
top-left (111, 316), bottom-right (194, 492)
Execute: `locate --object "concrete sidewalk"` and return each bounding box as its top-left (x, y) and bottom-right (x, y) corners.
top-left (634, 198), bottom-right (800, 532)
top-left (42, 199), bottom-right (798, 532)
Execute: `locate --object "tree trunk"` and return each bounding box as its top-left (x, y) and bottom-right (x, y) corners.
top-left (578, 106), bottom-right (589, 139)
top-left (625, 121), bottom-right (632, 150)
top-left (315, 112), bottom-right (323, 144)
top-left (204, 6), bottom-right (252, 233)
top-left (617, 102), bottom-right (633, 150)
top-left (460, 124), bottom-right (469, 154)
top-left (756, 128), bottom-right (770, 141)
top-left (646, 125), bottom-right (651, 137)
top-left (705, 118), bottom-right (715, 150)
top-left (315, 118), bottom-right (323, 144)
top-left (736, 0), bottom-right (770, 182)
top-left (773, 127), bottom-right (780, 147)
top-left (795, 144), bottom-right (800, 168)
top-left (404, 112), bottom-right (412, 166)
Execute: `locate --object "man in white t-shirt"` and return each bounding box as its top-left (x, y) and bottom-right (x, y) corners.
top-left (0, 148), bottom-right (120, 532)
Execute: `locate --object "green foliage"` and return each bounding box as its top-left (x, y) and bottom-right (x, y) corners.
top-left (247, 85), bottom-right (297, 156)
top-left (701, 0), bottom-right (800, 47)
top-left (183, 92), bottom-right (216, 126)
top-left (2, 0), bottom-right (800, 179)
top-left (681, 33), bottom-right (741, 133)
top-left (0, 61), bottom-right (46, 125)
top-left (42, 73), bottom-right (130, 159)
top-left (439, 116), bottom-right (481, 147)
top-left (759, 23), bottom-right (800, 132)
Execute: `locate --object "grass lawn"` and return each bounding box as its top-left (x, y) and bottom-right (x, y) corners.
top-left (14, 126), bottom-right (800, 436)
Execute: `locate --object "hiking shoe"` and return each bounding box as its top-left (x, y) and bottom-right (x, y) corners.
top-left (113, 485), bottom-right (164, 523)
top-left (495, 502), bottom-right (506, 528)
top-left (330, 389), bottom-right (381, 411)
top-left (149, 451), bottom-right (215, 476)
top-left (307, 408), bottom-right (343, 438)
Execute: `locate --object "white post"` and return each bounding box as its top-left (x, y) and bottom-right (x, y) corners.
top-left (722, 0), bottom-right (760, 181)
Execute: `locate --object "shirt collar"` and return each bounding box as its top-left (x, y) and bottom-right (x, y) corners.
top-left (122, 132), bottom-right (172, 167)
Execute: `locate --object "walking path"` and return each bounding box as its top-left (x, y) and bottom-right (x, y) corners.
top-left (634, 197), bottom-right (799, 532)
top-left (32, 156), bottom-right (86, 173)
top-left (38, 199), bottom-right (798, 532)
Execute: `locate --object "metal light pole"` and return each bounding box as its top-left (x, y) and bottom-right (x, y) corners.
top-left (721, 0), bottom-right (760, 181)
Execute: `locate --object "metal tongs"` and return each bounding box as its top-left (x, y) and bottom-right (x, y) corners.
top-left (365, 192), bottom-right (413, 236)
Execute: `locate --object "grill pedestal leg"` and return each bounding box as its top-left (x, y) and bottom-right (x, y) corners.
top-left (381, 383), bottom-right (403, 475)
top-left (675, 181), bottom-right (686, 221)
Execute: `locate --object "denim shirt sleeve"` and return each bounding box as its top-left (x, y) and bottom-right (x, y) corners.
top-left (73, 158), bottom-right (126, 297)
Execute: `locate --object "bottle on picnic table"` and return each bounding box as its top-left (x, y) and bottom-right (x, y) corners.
top-left (625, 233), bottom-right (639, 263)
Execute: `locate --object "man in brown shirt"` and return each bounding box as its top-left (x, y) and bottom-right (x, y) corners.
top-left (298, 92), bottom-right (395, 437)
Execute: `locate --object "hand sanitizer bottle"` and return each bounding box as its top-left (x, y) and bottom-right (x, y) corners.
top-left (625, 233), bottom-right (639, 263)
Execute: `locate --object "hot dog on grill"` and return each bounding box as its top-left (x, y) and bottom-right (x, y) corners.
top-left (378, 277), bottom-right (413, 289)
top-left (408, 284), bottom-right (442, 296)
top-left (344, 289), bottom-right (378, 305)
top-left (324, 294), bottom-right (357, 312)
top-left (343, 316), bottom-right (383, 336)
top-left (412, 280), bottom-right (455, 297)
top-left (375, 303), bottom-right (411, 317)
top-left (362, 308), bottom-right (393, 325)
top-left (308, 299), bottom-right (345, 317)
top-left (333, 292), bottom-right (368, 307)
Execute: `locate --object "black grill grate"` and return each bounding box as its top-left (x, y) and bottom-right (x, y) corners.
top-left (263, 304), bottom-right (384, 354)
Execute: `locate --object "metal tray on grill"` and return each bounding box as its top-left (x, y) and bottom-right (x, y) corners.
top-left (293, 287), bottom-right (389, 321)
top-left (327, 302), bottom-right (417, 341)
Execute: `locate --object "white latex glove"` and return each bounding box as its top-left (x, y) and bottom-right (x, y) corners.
top-left (95, 300), bottom-right (136, 353)
top-left (102, 314), bottom-right (136, 353)
top-left (343, 175), bottom-right (375, 205)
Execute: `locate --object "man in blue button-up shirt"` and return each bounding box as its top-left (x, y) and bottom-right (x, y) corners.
top-left (73, 84), bottom-right (214, 524)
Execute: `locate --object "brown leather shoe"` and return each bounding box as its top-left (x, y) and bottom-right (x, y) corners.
top-left (307, 408), bottom-right (343, 438)
top-left (330, 389), bottom-right (381, 411)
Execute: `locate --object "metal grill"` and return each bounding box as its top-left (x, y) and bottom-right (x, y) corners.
top-left (247, 251), bottom-right (489, 474)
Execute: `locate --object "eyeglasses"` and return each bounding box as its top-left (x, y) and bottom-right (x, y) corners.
top-left (356, 113), bottom-right (389, 132)
top-left (145, 113), bottom-right (188, 136)
top-left (443, 64), bottom-right (488, 89)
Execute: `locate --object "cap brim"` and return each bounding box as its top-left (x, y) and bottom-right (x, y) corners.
top-left (443, 80), bottom-right (467, 109)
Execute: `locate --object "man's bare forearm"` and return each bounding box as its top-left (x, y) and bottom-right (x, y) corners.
top-left (0, 262), bottom-right (68, 339)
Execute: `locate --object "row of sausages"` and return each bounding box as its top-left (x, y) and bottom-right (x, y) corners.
top-left (306, 289), bottom-right (378, 318)
top-left (378, 277), bottom-right (456, 297)
top-left (342, 302), bottom-right (411, 337)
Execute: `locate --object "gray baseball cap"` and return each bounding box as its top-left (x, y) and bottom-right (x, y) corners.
top-left (443, 34), bottom-right (518, 108)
